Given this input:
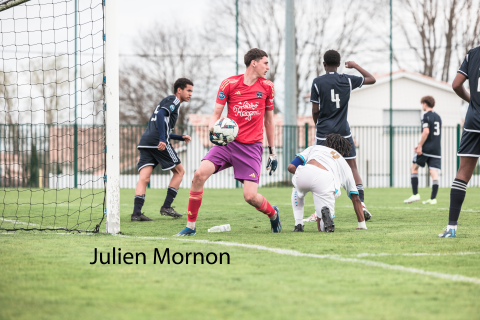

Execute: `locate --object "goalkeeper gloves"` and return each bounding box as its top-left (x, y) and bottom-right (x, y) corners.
top-left (209, 128), bottom-right (227, 146)
top-left (266, 146), bottom-right (277, 176)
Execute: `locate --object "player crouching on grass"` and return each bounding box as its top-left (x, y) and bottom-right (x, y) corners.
top-left (404, 96), bottom-right (442, 205)
top-left (174, 48), bottom-right (280, 236)
top-left (288, 134), bottom-right (366, 232)
top-left (131, 78), bottom-right (193, 221)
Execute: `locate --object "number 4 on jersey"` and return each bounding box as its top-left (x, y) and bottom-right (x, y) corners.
top-left (331, 89), bottom-right (340, 108)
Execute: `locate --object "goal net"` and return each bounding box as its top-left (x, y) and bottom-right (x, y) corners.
top-left (0, 0), bottom-right (107, 232)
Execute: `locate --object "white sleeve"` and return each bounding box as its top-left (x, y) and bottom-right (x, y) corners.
top-left (295, 146), bottom-right (313, 164)
top-left (340, 158), bottom-right (358, 198)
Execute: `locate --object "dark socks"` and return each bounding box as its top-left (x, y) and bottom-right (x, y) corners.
top-left (133, 194), bottom-right (145, 216)
top-left (163, 187), bottom-right (178, 208)
top-left (431, 180), bottom-right (439, 199)
top-left (448, 178), bottom-right (467, 225)
top-left (411, 174), bottom-right (418, 195)
top-left (356, 184), bottom-right (364, 202)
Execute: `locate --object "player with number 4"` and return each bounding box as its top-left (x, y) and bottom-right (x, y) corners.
top-left (310, 50), bottom-right (376, 221)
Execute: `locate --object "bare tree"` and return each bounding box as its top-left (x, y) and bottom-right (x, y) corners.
top-left (206, 0), bottom-right (382, 116)
top-left (456, 0), bottom-right (480, 62)
top-left (30, 56), bottom-right (70, 124)
top-left (0, 70), bottom-right (18, 124)
top-left (119, 27), bottom-right (216, 126)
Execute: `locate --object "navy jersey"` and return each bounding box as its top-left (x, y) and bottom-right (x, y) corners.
top-left (310, 72), bottom-right (364, 139)
top-left (420, 111), bottom-right (442, 157)
top-left (138, 95), bottom-right (181, 148)
top-left (458, 46), bottom-right (480, 131)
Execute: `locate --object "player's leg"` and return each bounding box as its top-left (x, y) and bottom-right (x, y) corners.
top-left (440, 130), bottom-right (480, 237)
top-left (291, 166), bottom-right (310, 232)
top-left (405, 155), bottom-right (422, 203)
top-left (132, 150), bottom-right (157, 221)
top-left (423, 166), bottom-right (439, 204)
top-left (345, 158), bottom-right (371, 220)
top-left (439, 156), bottom-right (477, 237)
top-left (160, 163), bottom-right (185, 218)
top-left (243, 180), bottom-right (281, 233)
top-left (311, 168), bottom-right (335, 232)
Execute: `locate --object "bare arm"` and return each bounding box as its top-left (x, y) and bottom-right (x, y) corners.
top-left (350, 194), bottom-right (365, 222)
top-left (452, 73), bottom-right (470, 103)
top-left (208, 103), bottom-right (225, 129)
top-left (345, 61), bottom-right (376, 85)
top-left (264, 110), bottom-right (275, 148)
top-left (312, 103), bottom-right (320, 125)
top-left (288, 164), bottom-right (297, 174)
top-left (414, 128), bottom-right (429, 155)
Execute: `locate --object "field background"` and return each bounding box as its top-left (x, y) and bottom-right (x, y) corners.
top-left (1, 187), bottom-right (480, 320)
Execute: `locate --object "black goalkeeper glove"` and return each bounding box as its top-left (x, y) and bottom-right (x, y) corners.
top-left (266, 146), bottom-right (277, 176)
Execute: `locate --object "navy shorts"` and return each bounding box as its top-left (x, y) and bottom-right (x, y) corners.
top-left (413, 153), bottom-right (441, 170)
top-left (137, 146), bottom-right (180, 171)
top-left (458, 130), bottom-right (480, 157)
top-left (316, 135), bottom-right (356, 159)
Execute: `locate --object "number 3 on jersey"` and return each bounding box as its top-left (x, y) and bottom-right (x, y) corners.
top-left (331, 89), bottom-right (340, 108)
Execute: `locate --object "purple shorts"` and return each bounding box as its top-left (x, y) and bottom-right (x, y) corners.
top-left (203, 141), bottom-right (263, 184)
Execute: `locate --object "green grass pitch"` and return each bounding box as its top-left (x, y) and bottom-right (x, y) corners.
top-left (1, 187), bottom-right (480, 320)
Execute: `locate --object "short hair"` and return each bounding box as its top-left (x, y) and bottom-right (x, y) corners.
top-left (325, 133), bottom-right (352, 156)
top-left (324, 50), bottom-right (341, 66)
top-left (173, 78), bottom-right (193, 94)
top-left (421, 95), bottom-right (435, 108)
top-left (244, 48), bottom-right (268, 67)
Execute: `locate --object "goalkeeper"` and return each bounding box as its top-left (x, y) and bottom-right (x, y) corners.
top-left (131, 78), bottom-right (193, 221)
top-left (288, 134), bottom-right (366, 232)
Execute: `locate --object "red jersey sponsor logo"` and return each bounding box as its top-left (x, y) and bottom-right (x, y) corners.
top-left (232, 101), bottom-right (261, 121)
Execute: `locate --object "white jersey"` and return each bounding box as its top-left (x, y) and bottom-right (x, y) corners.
top-left (296, 145), bottom-right (358, 198)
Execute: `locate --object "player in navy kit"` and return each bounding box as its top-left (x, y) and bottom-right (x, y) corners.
top-left (310, 50), bottom-right (376, 220)
top-left (131, 78), bottom-right (193, 221)
top-left (404, 96), bottom-right (442, 205)
top-left (439, 46), bottom-right (480, 237)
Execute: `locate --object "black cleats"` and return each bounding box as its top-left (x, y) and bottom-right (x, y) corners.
top-left (292, 224), bottom-right (304, 232)
top-left (321, 206), bottom-right (335, 232)
top-left (131, 213), bottom-right (155, 221)
top-left (160, 206), bottom-right (183, 218)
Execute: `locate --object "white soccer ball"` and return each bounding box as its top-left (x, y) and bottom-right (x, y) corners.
top-left (212, 118), bottom-right (239, 144)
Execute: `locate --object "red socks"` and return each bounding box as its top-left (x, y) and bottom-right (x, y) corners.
top-left (256, 196), bottom-right (276, 218)
top-left (187, 191), bottom-right (203, 222)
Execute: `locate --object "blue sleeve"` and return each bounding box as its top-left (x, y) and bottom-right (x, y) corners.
top-left (310, 80), bottom-right (320, 103)
top-left (290, 156), bottom-right (304, 168)
top-left (346, 74), bottom-right (364, 90)
top-left (458, 54), bottom-right (469, 78)
top-left (170, 134), bottom-right (185, 141)
top-left (156, 108), bottom-right (168, 143)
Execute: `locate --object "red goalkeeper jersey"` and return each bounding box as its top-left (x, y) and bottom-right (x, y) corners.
top-left (215, 74), bottom-right (275, 144)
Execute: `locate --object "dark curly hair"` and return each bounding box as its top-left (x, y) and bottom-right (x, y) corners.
top-left (324, 50), bottom-right (341, 66)
top-left (244, 48), bottom-right (268, 67)
top-left (325, 133), bottom-right (352, 156)
top-left (173, 78), bottom-right (193, 94)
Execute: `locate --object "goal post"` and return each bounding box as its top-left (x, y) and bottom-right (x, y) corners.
top-left (104, 0), bottom-right (120, 234)
top-left (0, 0), bottom-right (120, 233)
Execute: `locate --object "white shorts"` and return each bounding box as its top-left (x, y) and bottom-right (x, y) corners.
top-left (292, 164), bottom-right (336, 218)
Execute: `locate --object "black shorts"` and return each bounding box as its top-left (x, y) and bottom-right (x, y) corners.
top-left (413, 153), bottom-right (441, 170)
top-left (137, 146), bottom-right (181, 171)
top-left (458, 130), bottom-right (480, 157)
top-left (316, 135), bottom-right (356, 159)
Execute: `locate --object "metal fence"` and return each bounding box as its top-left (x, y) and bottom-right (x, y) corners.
top-left (1, 124), bottom-right (479, 189)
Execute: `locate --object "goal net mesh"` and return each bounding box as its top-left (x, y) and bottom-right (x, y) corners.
top-left (0, 0), bottom-right (106, 232)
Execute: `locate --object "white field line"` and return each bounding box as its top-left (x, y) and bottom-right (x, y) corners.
top-left (2, 218), bottom-right (480, 285)
top-left (113, 234), bottom-right (480, 285)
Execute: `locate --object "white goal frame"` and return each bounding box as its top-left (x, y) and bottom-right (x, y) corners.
top-left (104, 0), bottom-right (120, 234)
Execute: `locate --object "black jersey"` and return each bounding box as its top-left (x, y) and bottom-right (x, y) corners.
top-left (310, 72), bottom-right (364, 140)
top-left (138, 95), bottom-right (181, 148)
top-left (420, 110), bottom-right (442, 157)
top-left (458, 46), bottom-right (480, 132)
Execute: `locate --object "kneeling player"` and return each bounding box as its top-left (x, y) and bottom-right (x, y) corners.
top-left (288, 134), bottom-right (366, 232)
top-left (131, 78), bottom-right (193, 221)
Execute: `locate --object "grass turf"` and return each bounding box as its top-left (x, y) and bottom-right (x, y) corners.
top-left (1, 187), bottom-right (480, 320)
